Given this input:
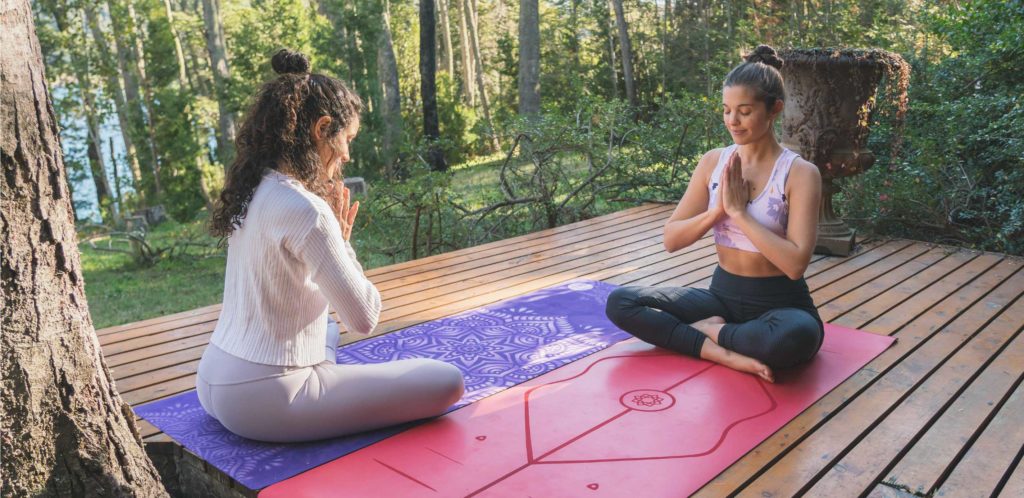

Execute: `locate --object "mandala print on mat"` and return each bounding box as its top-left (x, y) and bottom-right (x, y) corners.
top-left (337, 303), bottom-right (625, 403)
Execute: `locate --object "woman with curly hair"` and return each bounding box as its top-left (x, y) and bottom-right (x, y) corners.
top-left (606, 45), bottom-right (824, 383)
top-left (197, 49), bottom-right (464, 442)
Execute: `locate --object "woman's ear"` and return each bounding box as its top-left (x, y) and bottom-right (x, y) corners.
top-left (771, 100), bottom-right (784, 120)
top-left (313, 116), bottom-right (333, 142)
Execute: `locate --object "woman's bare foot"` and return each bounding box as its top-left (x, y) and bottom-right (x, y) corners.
top-left (691, 316), bottom-right (726, 343)
top-left (700, 340), bottom-right (774, 383)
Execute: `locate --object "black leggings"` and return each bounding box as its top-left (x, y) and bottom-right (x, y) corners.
top-left (605, 266), bottom-right (824, 369)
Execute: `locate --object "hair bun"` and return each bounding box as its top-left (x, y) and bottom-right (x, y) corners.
top-left (271, 49), bottom-right (311, 75)
top-left (746, 45), bottom-right (783, 70)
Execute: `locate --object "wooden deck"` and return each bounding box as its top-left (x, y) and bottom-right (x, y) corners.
top-left (97, 204), bottom-right (1024, 497)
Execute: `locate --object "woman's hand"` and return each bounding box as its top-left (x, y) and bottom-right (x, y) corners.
top-left (720, 152), bottom-right (750, 219)
top-left (330, 180), bottom-right (360, 241)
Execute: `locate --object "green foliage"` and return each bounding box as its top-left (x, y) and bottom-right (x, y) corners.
top-left (32, 0), bottom-right (1024, 330)
top-left (837, 0), bottom-right (1024, 255)
top-left (436, 72), bottom-right (482, 163)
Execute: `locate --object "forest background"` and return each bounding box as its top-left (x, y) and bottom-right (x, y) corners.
top-left (31, 0), bottom-right (1024, 328)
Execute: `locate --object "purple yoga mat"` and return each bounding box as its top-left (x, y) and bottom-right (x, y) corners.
top-left (134, 280), bottom-right (629, 490)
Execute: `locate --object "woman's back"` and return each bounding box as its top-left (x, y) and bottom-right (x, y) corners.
top-left (211, 169), bottom-right (380, 367)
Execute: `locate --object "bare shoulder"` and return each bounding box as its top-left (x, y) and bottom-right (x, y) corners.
top-left (788, 157), bottom-right (822, 187)
top-left (693, 147), bottom-right (726, 182)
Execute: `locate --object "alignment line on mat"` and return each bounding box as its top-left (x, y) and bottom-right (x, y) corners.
top-left (373, 458), bottom-right (437, 492)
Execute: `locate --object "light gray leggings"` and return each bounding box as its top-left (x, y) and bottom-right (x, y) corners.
top-left (196, 320), bottom-right (465, 443)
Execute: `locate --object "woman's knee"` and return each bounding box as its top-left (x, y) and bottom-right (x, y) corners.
top-left (438, 362), bottom-right (466, 405)
top-left (409, 359), bottom-right (465, 409)
top-left (605, 286), bottom-right (642, 325)
top-left (766, 313), bottom-right (822, 367)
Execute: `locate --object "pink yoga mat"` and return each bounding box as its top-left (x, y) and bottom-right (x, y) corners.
top-left (261, 324), bottom-right (894, 497)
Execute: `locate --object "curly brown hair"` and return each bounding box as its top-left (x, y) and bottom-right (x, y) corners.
top-left (209, 48), bottom-right (364, 239)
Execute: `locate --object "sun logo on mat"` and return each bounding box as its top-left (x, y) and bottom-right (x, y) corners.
top-left (620, 389), bottom-right (676, 412)
top-left (631, 393), bottom-right (663, 407)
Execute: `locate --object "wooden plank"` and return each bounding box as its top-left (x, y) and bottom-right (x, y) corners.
top-left (97, 303), bottom-right (222, 336)
top-left (804, 288), bottom-right (1024, 495)
top-left (110, 345), bottom-right (205, 380)
top-left (363, 203), bottom-right (666, 280)
top-left (691, 253), bottom-right (1008, 497)
top-left (866, 483), bottom-right (927, 498)
top-left (935, 367), bottom-right (1024, 497)
top-left (809, 242), bottom-right (935, 307)
top-left (372, 214), bottom-right (672, 310)
top-left (727, 263), bottom-right (1024, 497)
top-left (819, 246), bottom-right (975, 324)
top-left (803, 240), bottom-right (914, 291)
top-left (372, 205), bottom-right (674, 293)
top-left (662, 239), bottom-right (887, 291)
top-left (998, 456), bottom-right (1024, 498)
top-left (871, 321), bottom-right (1024, 496)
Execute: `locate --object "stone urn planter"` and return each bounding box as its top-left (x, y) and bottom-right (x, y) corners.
top-left (778, 48), bottom-right (909, 256)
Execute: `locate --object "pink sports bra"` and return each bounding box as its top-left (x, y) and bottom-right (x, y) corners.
top-left (707, 144), bottom-right (798, 253)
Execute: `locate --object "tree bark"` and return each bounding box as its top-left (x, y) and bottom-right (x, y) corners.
top-left (86, 128), bottom-right (114, 223)
top-left (1, 1), bottom-right (169, 495)
top-left (463, 0), bottom-right (500, 151)
top-left (111, 0), bottom-right (164, 198)
top-left (610, 0), bottom-right (637, 109)
top-left (379, 1), bottom-right (403, 176)
top-left (607, 10), bottom-right (619, 98)
top-left (71, 17), bottom-right (118, 224)
top-left (420, 0), bottom-right (447, 171)
top-left (110, 136), bottom-right (124, 217)
top-left (201, 0), bottom-right (237, 169)
top-left (124, 0), bottom-right (164, 197)
top-left (84, 3), bottom-right (146, 204)
top-left (162, 0), bottom-right (192, 89)
top-left (518, 0), bottom-right (541, 115)
top-left (456, 0), bottom-right (475, 105)
top-left (437, 0), bottom-right (455, 75)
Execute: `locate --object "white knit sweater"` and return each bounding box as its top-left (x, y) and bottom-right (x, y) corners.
top-left (210, 169), bottom-right (382, 366)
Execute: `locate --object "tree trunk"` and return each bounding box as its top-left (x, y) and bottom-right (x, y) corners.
top-left (437, 0), bottom-right (454, 75)
top-left (86, 129), bottom-right (114, 223)
top-left (106, 0), bottom-right (159, 200)
top-left (201, 0), bottom-right (237, 169)
top-left (660, 0), bottom-right (669, 91)
top-left (420, 0), bottom-right (447, 171)
top-left (456, 0), bottom-right (475, 105)
top-left (162, 0), bottom-right (192, 89)
top-left (607, 11), bottom-right (619, 98)
top-left (610, 0), bottom-right (637, 109)
top-left (72, 20), bottom-right (118, 224)
top-left (124, 0), bottom-right (164, 197)
top-left (464, 0), bottom-right (500, 151)
top-left (84, 3), bottom-right (146, 205)
top-left (518, 0), bottom-right (540, 116)
top-left (1, 2), bottom-right (169, 495)
top-left (379, 1), bottom-right (403, 177)
top-left (110, 136), bottom-right (124, 218)
top-left (110, 0), bottom-right (164, 198)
